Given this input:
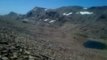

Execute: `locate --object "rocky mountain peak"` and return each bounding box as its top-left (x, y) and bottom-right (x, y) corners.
top-left (26, 7), bottom-right (46, 17)
top-left (7, 11), bottom-right (18, 16)
top-left (32, 7), bottom-right (45, 11)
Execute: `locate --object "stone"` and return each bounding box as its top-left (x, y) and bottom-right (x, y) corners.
top-left (29, 55), bottom-right (35, 60)
top-left (2, 57), bottom-right (8, 60)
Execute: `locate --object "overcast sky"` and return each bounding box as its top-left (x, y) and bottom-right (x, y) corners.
top-left (0, 0), bottom-right (107, 14)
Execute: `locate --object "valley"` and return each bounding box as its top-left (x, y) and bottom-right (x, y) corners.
top-left (0, 6), bottom-right (107, 60)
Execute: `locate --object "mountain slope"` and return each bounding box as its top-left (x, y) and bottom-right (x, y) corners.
top-left (0, 6), bottom-right (107, 60)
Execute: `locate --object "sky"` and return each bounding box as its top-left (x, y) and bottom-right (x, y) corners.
top-left (0, 0), bottom-right (107, 15)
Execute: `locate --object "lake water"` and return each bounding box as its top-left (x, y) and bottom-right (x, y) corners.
top-left (83, 40), bottom-right (107, 49)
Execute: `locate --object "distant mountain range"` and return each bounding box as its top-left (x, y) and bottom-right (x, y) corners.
top-left (0, 6), bottom-right (107, 26)
top-left (0, 6), bottom-right (107, 35)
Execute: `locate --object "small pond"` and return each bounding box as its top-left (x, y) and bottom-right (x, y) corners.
top-left (83, 40), bottom-right (107, 49)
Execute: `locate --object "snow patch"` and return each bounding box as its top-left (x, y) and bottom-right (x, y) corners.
top-left (49, 20), bottom-right (56, 23)
top-left (63, 12), bottom-right (73, 16)
top-left (83, 8), bottom-right (88, 9)
top-left (44, 19), bottom-right (49, 21)
top-left (79, 11), bottom-right (93, 15)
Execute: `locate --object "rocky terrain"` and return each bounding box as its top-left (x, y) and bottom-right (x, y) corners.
top-left (0, 6), bottom-right (107, 60)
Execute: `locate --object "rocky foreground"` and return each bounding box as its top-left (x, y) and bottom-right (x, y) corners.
top-left (0, 40), bottom-right (53, 60)
top-left (0, 28), bottom-right (53, 60)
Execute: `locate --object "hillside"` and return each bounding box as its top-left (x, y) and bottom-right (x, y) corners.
top-left (0, 6), bottom-right (107, 60)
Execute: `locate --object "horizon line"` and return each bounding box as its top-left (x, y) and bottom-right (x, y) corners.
top-left (0, 5), bottom-right (107, 15)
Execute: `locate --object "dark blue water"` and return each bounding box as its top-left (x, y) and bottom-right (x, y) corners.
top-left (83, 40), bottom-right (107, 49)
